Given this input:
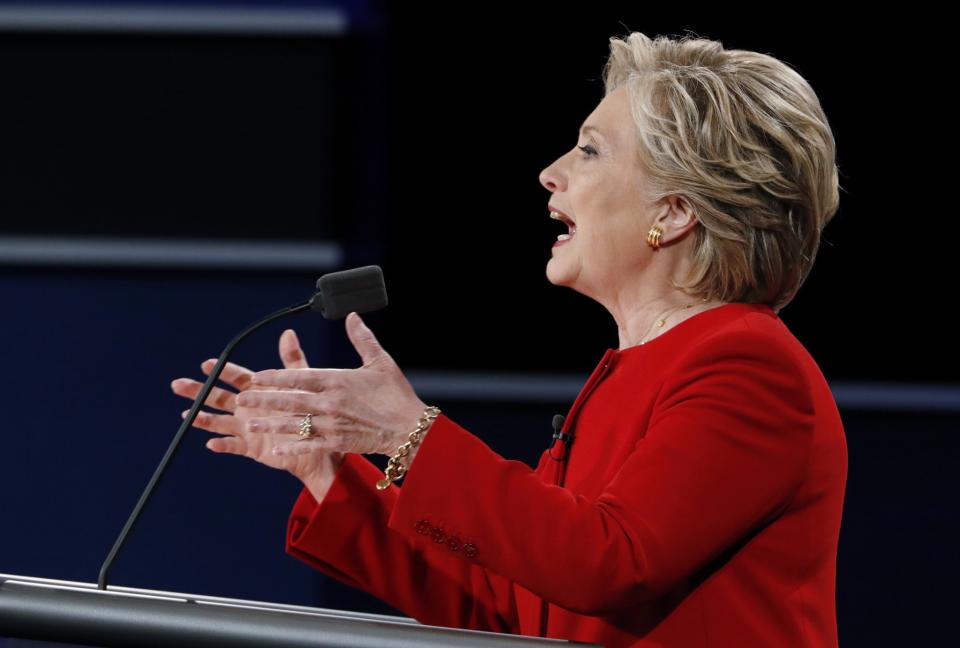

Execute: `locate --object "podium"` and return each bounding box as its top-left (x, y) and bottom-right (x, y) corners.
top-left (0, 572), bottom-right (600, 647)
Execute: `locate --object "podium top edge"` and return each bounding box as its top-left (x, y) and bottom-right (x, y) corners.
top-left (0, 571), bottom-right (417, 625)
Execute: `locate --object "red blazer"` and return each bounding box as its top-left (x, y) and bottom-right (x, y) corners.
top-left (285, 302), bottom-right (848, 647)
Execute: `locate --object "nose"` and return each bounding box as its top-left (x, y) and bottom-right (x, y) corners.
top-left (539, 155), bottom-right (566, 193)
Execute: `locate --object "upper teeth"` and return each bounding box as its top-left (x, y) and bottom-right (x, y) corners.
top-left (550, 211), bottom-right (576, 229)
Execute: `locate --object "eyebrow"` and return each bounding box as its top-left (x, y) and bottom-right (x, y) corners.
top-left (580, 124), bottom-right (605, 138)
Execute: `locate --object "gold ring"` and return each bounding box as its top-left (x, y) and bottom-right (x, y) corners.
top-left (298, 413), bottom-right (315, 440)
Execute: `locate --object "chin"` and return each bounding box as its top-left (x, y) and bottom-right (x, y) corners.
top-left (546, 262), bottom-right (575, 288)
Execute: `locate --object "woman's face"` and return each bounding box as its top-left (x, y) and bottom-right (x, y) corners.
top-left (539, 85), bottom-right (658, 299)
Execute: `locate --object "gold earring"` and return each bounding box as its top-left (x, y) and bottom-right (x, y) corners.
top-left (647, 225), bottom-right (664, 250)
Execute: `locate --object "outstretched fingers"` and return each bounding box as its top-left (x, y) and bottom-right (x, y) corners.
top-left (280, 329), bottom-right (310, 369)
top-left (200, 358), bottom-right (255, 392)
top-left (171, 377), bottom-right (239, 413)
top-left (206, 436), bottom-right (247, 455)
top-left (181, 408), bottom-right (239, 437)
top-left (182, 408), bottom-right (248, 455)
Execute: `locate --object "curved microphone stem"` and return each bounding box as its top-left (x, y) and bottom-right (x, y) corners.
top-left (97, 298), bottom-right (317, 590)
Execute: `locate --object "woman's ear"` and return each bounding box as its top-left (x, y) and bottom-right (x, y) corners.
top-left (655, 195), bottom-right (699, 244)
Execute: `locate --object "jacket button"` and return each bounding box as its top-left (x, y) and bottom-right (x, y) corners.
top-left (446, 535), bottom-right (462, 552)
top-left (413, 519), bottom-right (431, 535)
top-left (430, 527), bottom-right (446, 544)
top-left (463, 543), bottom-right (478, 559)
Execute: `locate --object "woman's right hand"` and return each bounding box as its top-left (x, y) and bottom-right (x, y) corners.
top-left (170, 329), bottom-right (345, 496)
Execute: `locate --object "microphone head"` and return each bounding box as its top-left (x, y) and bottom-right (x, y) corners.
top-left (311, 265), bottom-right (389, 319)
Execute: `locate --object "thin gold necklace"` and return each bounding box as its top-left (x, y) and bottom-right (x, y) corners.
top-left (637, 297), bottom-right (711, 346)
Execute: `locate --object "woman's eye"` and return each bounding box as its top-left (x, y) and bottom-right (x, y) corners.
top-left (578, 145), bottom-right (598, 157)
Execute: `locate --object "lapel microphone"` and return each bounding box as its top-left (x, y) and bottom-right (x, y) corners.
top-left (548, 414), bottom-right (572, 461)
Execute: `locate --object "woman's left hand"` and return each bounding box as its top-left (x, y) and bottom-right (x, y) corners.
top-left (235, 311), bottom-right (430, 458)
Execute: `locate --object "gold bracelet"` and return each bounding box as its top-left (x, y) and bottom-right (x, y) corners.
top-left (376, 406), bottom-right (441, 491)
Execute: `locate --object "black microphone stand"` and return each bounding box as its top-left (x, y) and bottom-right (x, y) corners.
top-left (96, 295), bottom-right (320, 590)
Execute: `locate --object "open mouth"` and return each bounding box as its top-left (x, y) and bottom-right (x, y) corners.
top-left (551, 210), bottom-right (577, 246)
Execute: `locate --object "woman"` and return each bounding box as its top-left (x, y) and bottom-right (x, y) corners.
top-left (171, 32), bottom-right (846, 647)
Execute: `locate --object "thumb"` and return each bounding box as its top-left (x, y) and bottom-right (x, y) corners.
top-left (345, 311), bottom-right (388, 366)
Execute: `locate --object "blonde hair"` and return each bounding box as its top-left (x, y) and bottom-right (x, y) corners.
top-left (602, 32), bottom-right (842, 313)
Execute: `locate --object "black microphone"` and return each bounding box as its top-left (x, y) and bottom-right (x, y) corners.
top-left (548, 414), bottom-right (572, 461)
top-left (97, 265), bottom-right (388, 590)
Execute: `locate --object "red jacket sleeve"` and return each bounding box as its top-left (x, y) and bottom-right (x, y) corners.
top-left (386, 330), bottom-right (815, 616)
top-left (285, 451), bottom-right (520, 633)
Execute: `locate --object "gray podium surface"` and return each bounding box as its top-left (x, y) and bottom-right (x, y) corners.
top-left (0, 573), bottom-right (600, 647)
